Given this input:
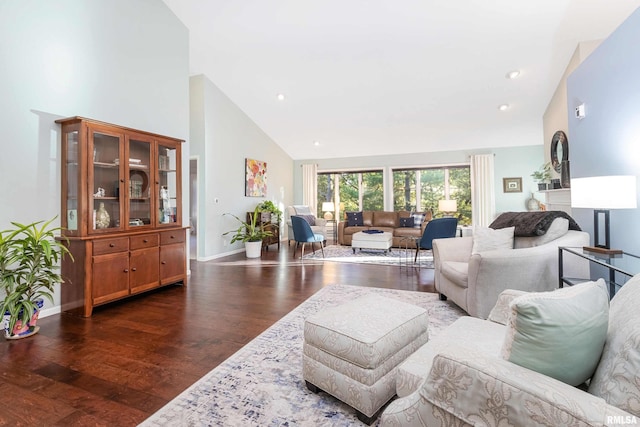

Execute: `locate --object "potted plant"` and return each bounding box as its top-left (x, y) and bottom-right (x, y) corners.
top-left (531, 162), bottom-right (552, 191)
top-left (257, 200), bottom-right (283, 225)
top-left (0, 217), bottom-right (71, 339)
top-left (223, 206), bottom-right (273, 258)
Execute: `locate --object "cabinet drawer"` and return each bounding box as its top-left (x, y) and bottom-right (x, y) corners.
top-left (93, 237), bottom-right (129, 255)
top-left (160, 230), bottom-right (185, 245)
top-left (130, 233), bottom-right (159, 250)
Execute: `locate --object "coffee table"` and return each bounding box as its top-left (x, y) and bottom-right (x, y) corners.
top-left (352, 231), bottom-right (393, 254)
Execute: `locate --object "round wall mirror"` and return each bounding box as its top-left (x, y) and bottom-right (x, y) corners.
top-left (550, 130), bottom-right (568, 173)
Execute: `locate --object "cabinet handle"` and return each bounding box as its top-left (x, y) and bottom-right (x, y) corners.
top-left (132, 267), bottom-right (137, 272)
top-left (170, 235), bottom-right (175, 239)
top-left (120, 179), bottom-right (124, 183)
top-left (143, 239), bottom-right (148, 243)
top-left (124, 269), bottom-right (129, 273)
top-left (161, 261), bottom-right (166, 264)
top-left (109, 243), bottom-right (115, 247)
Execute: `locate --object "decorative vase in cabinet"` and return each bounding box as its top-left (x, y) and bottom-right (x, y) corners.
top-left (96, 202), bottom-right (110, 229)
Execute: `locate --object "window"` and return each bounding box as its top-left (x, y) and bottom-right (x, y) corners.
top-left (392, 166), bottom-right (471, 225)
top-left (317, 170), bottom-right (383, 218)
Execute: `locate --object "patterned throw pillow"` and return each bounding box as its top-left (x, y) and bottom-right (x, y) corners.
top-left (298, 214), bottom-right (316, 226)
top-left (410, 212), bottom-right (425, 228)
top-left (346, 211), bottom-right (364, 227)
top-left (399, 217), bottom-right (415, 228)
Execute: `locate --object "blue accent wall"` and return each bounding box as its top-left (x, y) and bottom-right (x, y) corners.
top-left (567, 7), bottom-right (640, 254)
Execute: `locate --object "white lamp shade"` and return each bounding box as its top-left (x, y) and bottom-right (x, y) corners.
top-left (438, 199), bottom-right (457, 212)
top-left (571, 175), bottom-right (637, 209)
top-left (321, 202), bottom-right (335, 212)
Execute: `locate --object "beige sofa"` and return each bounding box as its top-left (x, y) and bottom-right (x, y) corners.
top-left (381, 275), bottom-right (640, 426)
top-left (338, 211), bottom-right (433, 248)
top-left (433, 218), bottom-right (590, 319)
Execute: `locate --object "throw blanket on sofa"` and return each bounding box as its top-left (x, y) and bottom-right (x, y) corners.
top-left (489, 211), bottom-right (581, 237)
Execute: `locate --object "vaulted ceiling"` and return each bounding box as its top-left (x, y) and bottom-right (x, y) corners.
top-left (163, 0), bottom-right (640, 160)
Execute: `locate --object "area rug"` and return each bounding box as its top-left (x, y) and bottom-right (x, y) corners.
top-left (141, 284), bottom-right (465, 427)
top-left (303, 244), bottom-right (434, 268)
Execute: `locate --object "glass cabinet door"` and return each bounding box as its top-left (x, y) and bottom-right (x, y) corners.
top-left (62, 127), bottom-right (80, 235)
top-left (90, 130), bottom-right (123, 232)
top-left (157, 143), bottom-right (179, 226)
top-left (127, 137), bottom-right (152, 228)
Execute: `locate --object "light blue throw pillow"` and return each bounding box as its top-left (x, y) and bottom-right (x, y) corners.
top-left (501, 279), bottom-right (609, 386)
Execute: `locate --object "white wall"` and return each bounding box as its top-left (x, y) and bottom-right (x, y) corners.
top-left (190, 75), bottom-right (294, 260)
top-left (567, 7), bottom-right (640, 254)
top-left (294, 144), bottom-right (544, 222)
top-left (0, 0), bottom-right (189, 313)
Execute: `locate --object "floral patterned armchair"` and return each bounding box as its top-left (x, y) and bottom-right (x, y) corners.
top-left (381, 273), bottom-right (640, 427)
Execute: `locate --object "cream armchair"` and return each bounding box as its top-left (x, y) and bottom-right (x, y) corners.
top-left (286, 205), bottom-right (327, 244)
top-left (381, 275), bottom-right (640, 427)
top-left (433, 219), bottom-right (590, 319)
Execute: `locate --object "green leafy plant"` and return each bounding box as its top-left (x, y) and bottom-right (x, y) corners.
top-left (0, 217), bottom-right (71, 337)
top-left (531, 162), bottom-right (552, 183)
top-left (257, 200), bottom-right (283, 224)
top-left (223, 206), bottom-right (273, 243)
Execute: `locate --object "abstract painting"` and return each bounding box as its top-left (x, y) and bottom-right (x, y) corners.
top-left (245, 158), bottom-right (267, 197)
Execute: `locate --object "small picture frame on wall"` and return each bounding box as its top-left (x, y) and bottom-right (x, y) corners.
top-left (503, 177), bottom-right (522, 193)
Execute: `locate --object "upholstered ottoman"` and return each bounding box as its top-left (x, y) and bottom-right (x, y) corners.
top-left (302, 294), bottom-right (429, 424)
top-left (351, 231), bottom-right (393, 253)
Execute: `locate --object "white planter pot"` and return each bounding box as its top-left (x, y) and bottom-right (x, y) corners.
top-left (245, 241), bottom-right (263, 258)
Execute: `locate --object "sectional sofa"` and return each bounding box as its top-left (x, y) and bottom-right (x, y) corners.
top-left (338, 210), bottom-right (433, 248)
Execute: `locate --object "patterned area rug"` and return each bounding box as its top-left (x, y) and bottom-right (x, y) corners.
top-left (141, 284), bottom-right (465, 427)
top-left (303, 244), bottom-right (434, 268)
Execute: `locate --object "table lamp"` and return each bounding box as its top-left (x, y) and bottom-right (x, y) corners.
top-left (438, 199), bottom-right (457, 217)
top-left (322, 202), bottom-right (335, 220)
top-left (571, 175), bottom-right (637, 254)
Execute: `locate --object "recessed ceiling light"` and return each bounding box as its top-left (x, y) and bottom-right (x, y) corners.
top-left (277, 93), bottom-right (285, 101)
top-left (313, 140), bottom-right (320, 146)
top-left (498, 104), bottom-right (510, 111)
top-left (506, 70), bottom-right (520, 79)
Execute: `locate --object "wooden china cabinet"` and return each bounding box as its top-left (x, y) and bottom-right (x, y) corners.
top-left (57, 117), bottom-right (188, 317)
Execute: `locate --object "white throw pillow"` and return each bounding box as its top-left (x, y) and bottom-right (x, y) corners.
top-left (294, 205), bottom-right (312, 216)
top-left (501, 279), bottom-right (609, 386)
top-left (487, 289), bottom-right (528, 325)
top-left (471, 226), bottom-right (515, 254)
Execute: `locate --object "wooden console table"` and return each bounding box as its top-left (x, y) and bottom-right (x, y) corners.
top-left (247, 212), bottom-right (280, 251)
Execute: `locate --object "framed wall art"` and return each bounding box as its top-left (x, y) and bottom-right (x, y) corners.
top-left (245, 158), bottom-right (267, 197)
top-left (503, 177), bottom-right (522, 193)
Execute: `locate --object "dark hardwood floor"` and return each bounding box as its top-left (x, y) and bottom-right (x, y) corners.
top-left (0, 241), bottom-right (435, 426)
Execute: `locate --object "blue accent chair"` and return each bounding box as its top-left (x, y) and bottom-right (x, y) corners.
top-left (291, 215), bottom-right (325, 259)
top-left (415, 217), bottom-right (458, 263)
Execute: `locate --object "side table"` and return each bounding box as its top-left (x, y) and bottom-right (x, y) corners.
top-left (325, 219), bottom-right (337, 243)
top-left (399, 236), bottom-right (421, 269)
top-left (457, 225), bottom-right (473, 237)
top-left (558, 246), bottom-right (640, 298)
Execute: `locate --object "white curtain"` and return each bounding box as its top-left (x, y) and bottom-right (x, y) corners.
top-left (302, 164), bottom-right (318, 214)
top-left (470, 154), bottom-right (495, 227)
